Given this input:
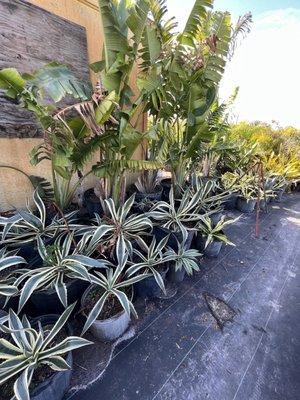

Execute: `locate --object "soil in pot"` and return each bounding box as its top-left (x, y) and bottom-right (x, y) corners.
top-left (236, 197), bottom-right (256, 213)
top-left (82, 285), bottom-right (132, 342)
top-left (134, 265), bottom-right (168, 298)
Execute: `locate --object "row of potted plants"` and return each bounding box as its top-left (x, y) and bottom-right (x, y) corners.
top-left (0, 178), bottom-right (242, 399)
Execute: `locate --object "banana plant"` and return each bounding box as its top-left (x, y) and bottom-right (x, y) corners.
top-left (82, 238), bottom-right (149, 334)
top-left (0, 303), bottom-right (92, 400)
top-left (12, 233), bottom-right (108, 312)
top-left (0, 190), bottom-right (81, 247)
top-left (141, 1), bottom-right (252, 190)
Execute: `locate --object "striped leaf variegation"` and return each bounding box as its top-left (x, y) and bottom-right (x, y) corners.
top-left (0, 303), bottom-right (92, 400)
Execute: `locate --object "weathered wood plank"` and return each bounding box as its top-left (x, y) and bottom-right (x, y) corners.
top-left (0, 0), bottom-right (90, 138)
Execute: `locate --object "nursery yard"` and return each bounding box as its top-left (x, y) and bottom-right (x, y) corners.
top-left (67, 193), bottom-right (300, 400)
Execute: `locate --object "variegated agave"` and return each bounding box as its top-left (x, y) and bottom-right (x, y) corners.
top-left (148, 188), bottom-right (204, 238)
top-left (13, 233), bottom-right (108, 312)
top-left (189, 177), bottom-right (229, 213)
top-left (82, 239), bottom-right (149, 334)
top-left (0, 190), bottom-right (81, 247)
top-left (0, 248), bottom-right (26, 298)
top-left (127, 237), bottom-right (170, 295)
top-left (164, 242), bottom-right (201, 276)
top-left (83, 195), bottom-right (153, 257)
top-left (0, 303), bottom-right (92, 400)
top-left (197, 216), bottom-right (239, 248)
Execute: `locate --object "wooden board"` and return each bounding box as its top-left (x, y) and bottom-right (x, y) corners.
top-left (0, 0), bottom-right (90, 138)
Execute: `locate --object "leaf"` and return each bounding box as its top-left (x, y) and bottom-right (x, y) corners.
top-left (0, 68), bottom-right (26, 98)
top-left (81, 292), bottom-right (109, 334)
top-left (42, 355), bottom-right (71, 371)
top-left (43, 303), bottom-right (76, 348)
top-left (14, 367), bottom-right (31, 400)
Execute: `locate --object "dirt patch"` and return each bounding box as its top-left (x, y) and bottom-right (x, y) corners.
top-left (203, 292), bottom-right (237, 330)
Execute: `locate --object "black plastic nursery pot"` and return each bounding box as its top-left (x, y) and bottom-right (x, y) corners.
top-left (203, 240), bottom-right (223, 258)
top-left (236, 197), bottom-right (256, 213)
top-left (152, 226), bottom-right (194, 250)
top-left (28, 279), bottom-right (89, 317)
top-left (30, 315), bottom-right (73, 400)
top-left (134, 265), bottom-right (169, 298)
top-left (81, 285), bottom-right (131, 342)
top-left (160, 178), bottom-right (172, 201)
top-left (18, 237), bottom-right (55, 268)
top-left (166, 263), bottom-right (186, 283)
top-left (83, 188), bottom-right (103, 218)
top-left (224, 193), bottom-right (238, 210)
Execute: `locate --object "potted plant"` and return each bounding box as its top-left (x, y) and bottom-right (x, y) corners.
top-left (196, 216), bottom-right (237, 258)
top-left (126, 237), bottom-right (170, 298)
top-left (84, 195), bottom-right (153, 258)
top-left (220, 172), bottom-right (241, 210)
top-left (164, 242), bottom-right (201, 283)
top-left (235, 172), bottom-right (258, 213)
top-left (149, 188), bottom-right (203, 250)
top-left (81, 241), bottom-right (147, 341)
top-left (134, 170), bottom-right (162, 202)
top-left (0, 247), bottom-right (26, 310)
top-left (0, 303), bottom-right (92, 400)
top-left (10, 233), bottom-right (108, 316)
top-left (0, 191), bottom-right (81, 267)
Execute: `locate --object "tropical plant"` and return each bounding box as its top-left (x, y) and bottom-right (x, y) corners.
top-left (141, 0), bottom-right (252, 190)
top-left (149, 187), bottom-right (204, 238)
top-left (0, 190), bottom-right (80, 247)
top-left (164, 242), bottom-right (201, 276)
top-left (11, 233), bottom-right (108, 312)
top-left (0, 248), bottom-right (26, 298)
top-left (0, 303), bottom-right (92, 400)
top-left (127, 237), bottom-right (170, 294)
top-left (197, 216), bottom-right (237, 248)
top-left (82, 240), bottom-right (148, 334)
top-left (82, 195), bottom-right (153, 257)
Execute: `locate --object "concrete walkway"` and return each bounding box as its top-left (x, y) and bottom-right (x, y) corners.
top-left (69, 194), bottom-right (300, 400)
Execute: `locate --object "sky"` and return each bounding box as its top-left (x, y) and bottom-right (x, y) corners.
top-left (166, 0), bottom-right (300, 128)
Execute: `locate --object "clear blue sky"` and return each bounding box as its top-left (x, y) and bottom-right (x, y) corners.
top-left (167, 0), bottom-right (300, 127)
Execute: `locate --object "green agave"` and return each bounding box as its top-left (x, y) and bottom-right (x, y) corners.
top-left (0, 303), bottom-right (92, 400)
